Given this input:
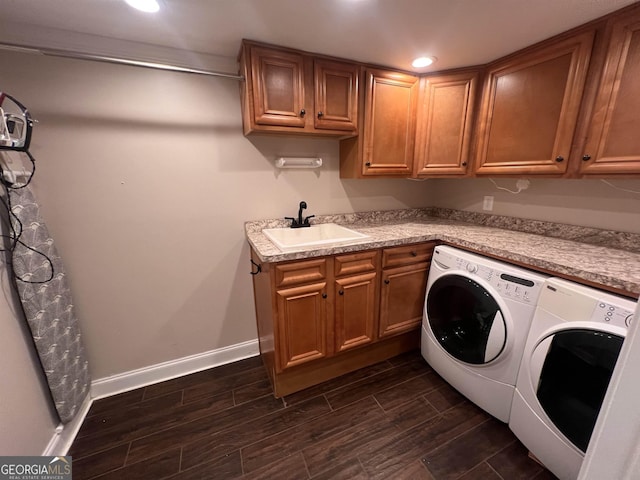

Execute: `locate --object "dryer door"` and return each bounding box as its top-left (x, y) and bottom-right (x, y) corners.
top-left (427, 274), bottom-right (506, 364)
top-left (533, 329), bottom-right (624, 453)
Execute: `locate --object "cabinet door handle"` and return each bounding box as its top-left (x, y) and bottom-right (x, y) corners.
top-left (250, 259), bottom-right (261, 275)
top-left (462, 162), bottom-right (467, 167)
top-left (582, 154), bottom-right (592, 161)
top-left (322, 293), bottom-right (327, 299)
top-left (338, 290), bottom-right (344, 295)
top-left (555, 156), bottom-right (564, 162)
top-left (384, 279), bottom-right (390, 285)
top-left (365, 162), bottom-right (371, 167)
top-left (300, 109), bottom-right (306, 117)
top-left (317, 111), bottom-right (324, 118)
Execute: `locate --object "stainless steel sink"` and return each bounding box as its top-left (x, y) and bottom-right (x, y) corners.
top-left (262, 223), bottom-right (369, 252)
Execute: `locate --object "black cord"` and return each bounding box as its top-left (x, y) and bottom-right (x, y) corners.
top-left (0, 150), bottom-right (55, 284)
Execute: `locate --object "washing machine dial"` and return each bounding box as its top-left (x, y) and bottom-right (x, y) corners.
top-left (466, 263), bottom-right (478, 273)
top-left (626, 314), bottom-right (633, 327)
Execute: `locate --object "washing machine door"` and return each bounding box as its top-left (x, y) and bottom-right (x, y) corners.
top-left (532, 328), bottom-right (624, 453)
top-left (427, 274), bottom-right (506, 364)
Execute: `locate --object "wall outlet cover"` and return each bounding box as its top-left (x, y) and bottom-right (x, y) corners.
top-left (483, 196), bottom-right (494, 211)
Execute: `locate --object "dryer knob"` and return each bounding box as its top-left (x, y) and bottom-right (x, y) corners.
top-left (466, 263), bottom-right (478, 273)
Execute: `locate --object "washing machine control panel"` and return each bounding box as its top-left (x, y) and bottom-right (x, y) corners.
top-left (591, 300), bottom-right (634, 328)
top-left (449, 257), bottom-right (544, 304)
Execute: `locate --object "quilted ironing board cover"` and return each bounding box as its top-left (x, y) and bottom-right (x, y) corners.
top-left (9, 186), bottom-right (90, 424)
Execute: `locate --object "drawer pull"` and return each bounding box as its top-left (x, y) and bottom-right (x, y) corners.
top-left (411, 251), bottom-right (417, 257)
top-left (338, 290), bottom-right (344, 295)
top-left (384, 279), bottom-right (390, 285)
top-left (322, 293), bottom-right (327, 299)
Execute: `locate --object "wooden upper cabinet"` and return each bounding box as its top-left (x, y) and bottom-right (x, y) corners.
top-left (361, 69), bottom-right (419, 176)
top-left (414, 70), bottom-right (479, 177)
top-left (580, 12), bottom-right (640, 175)
top-left (474, 31), bottom-right (595, 176)
top-left (240, 41), bottom-right (358, 136)
top-left (250, 47), bottom-right (306, 128)
top-left (314, 59), bottom-right (359, 131)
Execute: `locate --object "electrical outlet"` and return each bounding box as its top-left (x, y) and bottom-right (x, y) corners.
top-left (483, 196), bottom-right (494, 211)
top-left (516, 179), bottom-right (531, 191)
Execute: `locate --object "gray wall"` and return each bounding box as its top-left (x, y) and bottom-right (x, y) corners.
top-left (0, 49), bottom-right (432, 384)
top-left (431, 178), bottom-right (640, 233)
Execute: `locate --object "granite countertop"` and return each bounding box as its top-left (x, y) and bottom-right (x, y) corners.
top-left (245, 209), bottom-right (640, 297)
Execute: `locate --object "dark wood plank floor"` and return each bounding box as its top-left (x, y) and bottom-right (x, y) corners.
top-left (70, 350), bottom-right (558, 479)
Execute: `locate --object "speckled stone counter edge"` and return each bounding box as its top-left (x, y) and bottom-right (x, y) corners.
top-left (245, 208), bottom-right (640, 296)
top-left (428, 208), bottom-right (640, 253)
top-left (246, 207), bottom-right (640, 253)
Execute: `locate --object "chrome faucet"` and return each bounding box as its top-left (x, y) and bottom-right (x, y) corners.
top-left (285, 201), bottom-right (315, 228)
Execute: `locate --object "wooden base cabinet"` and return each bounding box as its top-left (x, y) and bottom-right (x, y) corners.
top-left (334, 271), bottom-right (377, 352)
top-left (275, 281), bottom-right (329, 369)
top-left (379, 243), bottom-right (434, 337)
top-left (250, 243), bottom-right (434, 397)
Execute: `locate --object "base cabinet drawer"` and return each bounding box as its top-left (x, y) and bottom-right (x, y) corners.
top-left (382, 243), bottom-right (435, 268)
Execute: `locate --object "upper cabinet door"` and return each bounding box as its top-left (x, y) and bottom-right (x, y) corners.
top-left (474, 31), bottom-right (594, 175)
top-left (362, 69), bottom-right (419, 176)
top-left (314, 59), bottom-right (359, 132)
top-left (414, 71), bottom-right (479, 177)
top-left (250, 47), bottom-right (307, 128)
top-left (580, 13), bottom-right (640, 175)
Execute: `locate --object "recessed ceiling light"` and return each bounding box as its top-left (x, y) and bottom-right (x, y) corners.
top-left (412, 56), bottom-right (436, 68)
top-left (124, 0), bottom-right (160, 13)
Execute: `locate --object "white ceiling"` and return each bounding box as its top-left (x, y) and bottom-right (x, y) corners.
top-left (0, 0), bottom-right (637, 73)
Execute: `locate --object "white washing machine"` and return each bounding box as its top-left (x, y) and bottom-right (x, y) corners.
top-left (509, 277), bottom-right (636, 480)
top-left (421, 245), bottom-right (548, 422)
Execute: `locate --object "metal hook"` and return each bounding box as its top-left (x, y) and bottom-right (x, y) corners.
top-left (250, 259), bottom-right (262, 275)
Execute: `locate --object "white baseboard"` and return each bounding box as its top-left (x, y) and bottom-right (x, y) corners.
top-left (90, 338), bottom-right (260, 399)
top-left (41, 338), bottom-right (259, 455)
top-left (42, 392), bottom-right (92, 456)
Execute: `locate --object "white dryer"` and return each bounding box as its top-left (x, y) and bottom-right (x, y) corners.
top-left (421, 245), bottom-right (548, 423)
top-left (509, 277), bottom-right (636, 480)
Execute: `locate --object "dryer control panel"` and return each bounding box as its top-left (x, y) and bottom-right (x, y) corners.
top-left (590, 300), bottom-right (635, 328)
top-left (539, 277), bottom-right (637, 328)
top-left (434, 246), bottom-right (547, 305)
